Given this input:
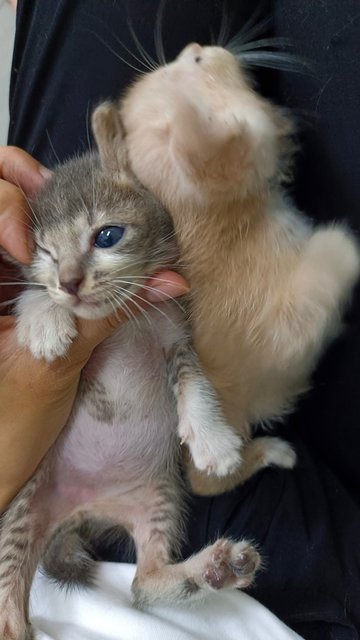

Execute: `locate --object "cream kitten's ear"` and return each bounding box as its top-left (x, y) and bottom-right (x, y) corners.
top-left (91, 102), bottom-right (127, 173)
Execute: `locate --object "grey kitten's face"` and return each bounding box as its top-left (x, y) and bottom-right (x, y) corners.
top-left (29, 154), bottom-right (176, 319)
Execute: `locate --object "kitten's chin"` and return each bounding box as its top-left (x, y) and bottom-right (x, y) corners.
top-left (73, 302), bottom-right (114, 320)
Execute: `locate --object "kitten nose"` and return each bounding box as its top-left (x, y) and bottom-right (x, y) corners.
top-left (59, 277), bottom-right (83, 296)
top-left (181, 42), bottom-right (203, 61)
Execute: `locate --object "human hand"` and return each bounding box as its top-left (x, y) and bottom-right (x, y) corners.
top-left (0, 146), bottom-right (188, 510)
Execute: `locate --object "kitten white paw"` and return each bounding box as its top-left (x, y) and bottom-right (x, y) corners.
top-left (179, 418), bottom-right (243, 476)
top-left (257, 436), bottom-right (297, 469)
top-left (16, 291), bottom-right (77, 362)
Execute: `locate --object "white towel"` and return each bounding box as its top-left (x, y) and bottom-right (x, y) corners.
top-left (30, 563), bottom-right (304, 640)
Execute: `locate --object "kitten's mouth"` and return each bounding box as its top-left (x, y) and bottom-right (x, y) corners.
top-left (76, 294), bottom-right (101, 307)
top-left (55, 290), bottom-right (103, 311)
top-left (70, 294), bottom-right (113, 320)
top-left (53, 286), bottom-right (127, 317)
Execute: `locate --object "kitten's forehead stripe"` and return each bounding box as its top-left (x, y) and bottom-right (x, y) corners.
top-left (33, 153), bottom-right (167, 234)
top-left (28, 148), bottom-right (179, 320)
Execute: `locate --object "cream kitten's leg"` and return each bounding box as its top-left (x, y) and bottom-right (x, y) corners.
top-left (275, 226), bottom-right (360, 363)
top-left (187, 436), bottom-right (296, 496)
top-left (16, 289), bottom-right (77, 361)
top-left (167, 342), bottom-right (243, 476)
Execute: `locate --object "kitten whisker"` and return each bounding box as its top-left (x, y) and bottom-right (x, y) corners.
top-left (226, 19), bottom-right (313, 76)
top-left (124, 288), bottom-right (177, 329)
top-left (11, 180), bottom-right (42, 232)
top-left (114, 294), bottom-right (141, 331)
top-left (117, 275), bottom-right (181, 285)
top-left (112, 286), bottom-right (153, 330)
top-left (0, 281), bottom-right (46, 287)
top-left (46, 129), bottom-right (61, 166)
top-left (84, 29), bottom-right (146, 75)
top-left (216, 0), bottom-right (232, 47)
top-left (0, 297), bottom-right (20, 308)
top-left (158, 229), bottom-right (178, 243)
top-left (106, 291), bottom-right (124, 323)
top-left (235, 51), bottom-right (314, 74)
top-left (113, 278), bottom-right (186, 313)
top-left (85, 101), bottom-right (93, 154)
top-left (228, 36), bottom-right (293, 53)
top-left (154, 0), bottom-right (167, 66)
top-left (229, 6), bottom-right (271, 47)
top-left (103, 286), bottom-right (140, 330)
top-left (126, 16), bottom-right (158, 71)
top-left (84, 102), bottom-right (97, 212)
top-left (105, 255), bottom-right (188, 275)
top-left (110, 30), bottom-right (157, 73)
top-left (81, 11), bottom-right (156, 73)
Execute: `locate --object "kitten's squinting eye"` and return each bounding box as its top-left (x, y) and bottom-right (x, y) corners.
top-left (94, 226), bottom-right (126, 249)
top-left (35, 243), bottom-right (56, 260)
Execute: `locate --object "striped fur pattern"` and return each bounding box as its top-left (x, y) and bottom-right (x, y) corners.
top-left (0, 114), bottom-right (260, 638)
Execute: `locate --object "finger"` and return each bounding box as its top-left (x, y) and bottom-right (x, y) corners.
top-left (77, 308), bottom-right (128, 343)
top-left (0, 316), bottom-right (15, 331)
top-left (145, 271), bottom-right (189, 301)
top-left (0, 179), bottom-right (34, 263)
top-left (0, 146), bottom-right (52, 197)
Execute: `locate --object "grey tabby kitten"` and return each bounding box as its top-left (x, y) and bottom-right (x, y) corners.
top-left (0, 108), bottom-right (260, 640)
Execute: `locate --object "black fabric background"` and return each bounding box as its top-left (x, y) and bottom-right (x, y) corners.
top-left (7, 2), bottom-right (360, 638)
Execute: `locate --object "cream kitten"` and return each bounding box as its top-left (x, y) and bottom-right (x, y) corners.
top-left (113, 42), bottom-right (360, 494)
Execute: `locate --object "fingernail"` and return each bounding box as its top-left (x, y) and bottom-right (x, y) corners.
top-left (39, 166), bottom-right (53, 180)
top-left (146, 281), bottom-right (189, 302)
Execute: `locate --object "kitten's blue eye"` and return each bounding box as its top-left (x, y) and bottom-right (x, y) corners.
top-left (94, 226), bottom-right (125, 248)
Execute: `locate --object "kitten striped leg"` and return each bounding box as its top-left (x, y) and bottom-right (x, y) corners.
top-left (129, 479), bottom-right (260, 607)
top-left (0, 466), bottom-right (75, 640)
top-left (134, 538), bottom-right (260, 608)
top-left (0, 469), bottom-right (46, 640)
top-left (42, 478), bottom-right (183, 596)
top-left (166, 340), bottom-right (243, 477)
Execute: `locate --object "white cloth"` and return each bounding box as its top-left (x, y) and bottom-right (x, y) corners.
top-left (30, 562), bottom-right (304, 640)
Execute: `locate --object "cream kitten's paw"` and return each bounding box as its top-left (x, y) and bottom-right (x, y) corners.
top-left (256, 436), bottom-right (297, 469)
top-left (307, 226), bottom-right (360, 294)
top-left (179, 411), bottom-right (243, 477)
top-left (16, 290), bottom-right (77, 362)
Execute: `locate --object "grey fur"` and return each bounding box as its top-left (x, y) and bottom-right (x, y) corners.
top-left (78, 376), bottom-right (116, 423)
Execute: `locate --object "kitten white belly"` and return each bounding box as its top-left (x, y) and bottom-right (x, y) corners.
top-left (52, 309), bottom-right (182, 496)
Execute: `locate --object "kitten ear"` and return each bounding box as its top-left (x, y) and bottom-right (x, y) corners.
top-left (91, 102), bottom-right (128, 173)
